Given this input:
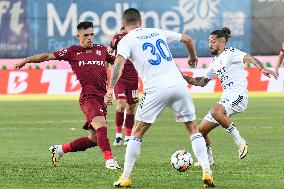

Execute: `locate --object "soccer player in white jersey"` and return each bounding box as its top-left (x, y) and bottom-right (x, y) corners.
top-left (104, 8), bottom-right (215, 188)
top-left (183, 27), bottom-right (278, 166)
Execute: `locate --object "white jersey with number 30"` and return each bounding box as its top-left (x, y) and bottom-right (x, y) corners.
top-left (205, 47), bottom-right (248, 94)
top-left (117, 28), bottom-right (187, 91)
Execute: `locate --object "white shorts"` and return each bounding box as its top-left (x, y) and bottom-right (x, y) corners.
top-left (204, 93), bottom-right (248, 124)
top-left (135, 85), bottom-right (196, 123)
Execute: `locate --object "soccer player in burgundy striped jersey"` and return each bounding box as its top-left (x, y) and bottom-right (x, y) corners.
top-left (108, 27), bottom-right (139, 146)
top-left (15, 21), bottom-right (121, 170)
top-left (275, 40), bottom-right (284, 77)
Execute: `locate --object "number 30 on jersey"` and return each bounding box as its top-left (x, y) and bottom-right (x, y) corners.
top-left (142, 39), bottom-right (172, 65)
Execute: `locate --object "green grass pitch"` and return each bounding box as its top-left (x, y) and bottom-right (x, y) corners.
top-left (0, 93), bottom-right (283, 188)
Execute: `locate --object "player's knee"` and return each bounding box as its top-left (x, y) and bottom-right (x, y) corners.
top-left (132, 121), bottom-right (151, 139)
top-left (116, 101), bottom-right (126, 112)
top-left (210, 108), bottom-right (223, 121)
top-left (88, 130), bottom-right (97, 143)
top-left (198, 126), bottom-right (208, 136)
top-left (184, 121), bottom-right (198, 134)
top-left (126, 104), bottom-right (136, 114)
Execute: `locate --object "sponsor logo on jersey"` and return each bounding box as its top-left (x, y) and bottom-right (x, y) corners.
top-left (78, 60), bottom-right (104, 66)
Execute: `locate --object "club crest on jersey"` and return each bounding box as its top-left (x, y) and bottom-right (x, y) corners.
top-left (96, 50), bottom-right (101, 56)
top-left (79, 60), bottom-right (104, 66)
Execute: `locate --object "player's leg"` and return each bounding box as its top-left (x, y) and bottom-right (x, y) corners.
top-left (91, 116), bottom-right (120, 170)
top-left (114, 90), bottom-right (165, 187)
top-left (169, 85), bottom-right (214, 187)
top-left (114, 99), bottom-right (126, 146)
top-left (184, 121), bottom-right (215, 188)
top-left (49, 125), bottom-right (98, 167)
top-left (210, 97), bottom-right (248, 159)
top-left (124, 103), bottom-right (136, 145)
top-left (114, 83), bottom-right (127, 146)
top-left (124, 87), bottom-right (138, 145)
top-left (194, 119), bottom-right (218, 166)
top-left (114, 120), bottom-right (151, 187)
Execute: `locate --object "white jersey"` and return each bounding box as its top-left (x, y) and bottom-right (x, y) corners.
top-left (205, 47), bottom-right (248, 94)
top-left (117, 28), bottom-right (187, 91)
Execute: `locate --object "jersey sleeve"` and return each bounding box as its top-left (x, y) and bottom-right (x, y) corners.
top-left (117, 37), bottom-right (131, 60)
top-left (281, 40), bottom-right (284, 52)
top-left (53, 47), bottom-right (72, 61)
top-left (161, 30), bottom-right (182, 44)
top-left (231, 48), bottom-right (247, 63)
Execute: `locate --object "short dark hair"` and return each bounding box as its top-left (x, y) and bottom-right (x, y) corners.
top-left (122, 8), bottom-right (141, 25)
top-left (77, 21), bottom-right (93, 31)
top-left (211, 27), bottom-right (231, 42)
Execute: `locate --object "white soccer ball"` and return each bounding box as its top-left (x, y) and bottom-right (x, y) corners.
top-left (171, 150), bottom-right (193, 172)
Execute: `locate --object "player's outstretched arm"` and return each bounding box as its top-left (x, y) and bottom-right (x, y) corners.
top-left (15, 52), bottom-right (57, 69)
top-left (182, 74), bottom-right (210, 87)
top-left (180, 34), bottom-right (198, 67)
top-left (243, 55), bottom-right (278, 79)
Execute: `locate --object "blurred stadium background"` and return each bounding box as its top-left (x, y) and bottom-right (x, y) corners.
top-left (0, 0), bottom-right (283, 94)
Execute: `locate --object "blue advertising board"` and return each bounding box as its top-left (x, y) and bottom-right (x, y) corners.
top-left (0, 0), bottom-right (29, 58)
top-left (0, 0), bottom-right (252, 57)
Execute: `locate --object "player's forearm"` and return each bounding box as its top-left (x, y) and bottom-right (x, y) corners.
top-left (24, 53), bottom-right (52, 63)
top-left (109, 62), bottom-right (124, 88)
top-left (182, 75), bottom-right (210, 87)
top-left (181, 35), bottom-right (197, 59)
top-left (244, 55), bottom-right (264, 70)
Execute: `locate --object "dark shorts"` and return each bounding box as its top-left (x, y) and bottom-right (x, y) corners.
top-left (114, 81), bottom-right (138, 105)
top-left (79, 94), bottom-right (107, 130)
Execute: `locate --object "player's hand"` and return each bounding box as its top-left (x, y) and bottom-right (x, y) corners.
top-left (188, 56), bottom-right (198, 67)
top-left (104, 89), bottom-right (113, 106)
top-left (261, 68), bottom-right (278, 79)
top-left (15, 60), bottom-right (27, 69)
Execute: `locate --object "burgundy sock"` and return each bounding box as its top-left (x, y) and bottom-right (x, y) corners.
top-left (62, 137), bottom-right (97, 153)
top-left (124, 114), bottom-right (134, 136)
top-left (96, 127), bottom-right (113, 160)
top-left (116, 111), bottom-right (124, 133)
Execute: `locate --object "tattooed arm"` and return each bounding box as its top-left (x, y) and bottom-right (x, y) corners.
top-left (109, 55), bottom-right (125, 88)
top-left (243, 55), bottom-right (278, 79)
top-left (243, 54), bottom-right (264, 70)
top-left (182, 74), bottom-right (211, 87)
top-left (104, 55), bottom-right (126, 105)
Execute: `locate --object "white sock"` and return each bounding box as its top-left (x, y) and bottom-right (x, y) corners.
top-left (116, 133), bottom-right (122, 139)
top-left (122, 136), bottom-right (142, 178)
top-left (124, 136), bottom-right (130, 142)
top-left (57, 145), bottom-right (63, 155)
top-left (226, 123), bottom-right (243, 146)
top-left (190, 133), bottom-right (212, 175)
top-left (207, 144), bottom-right (214, 164)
